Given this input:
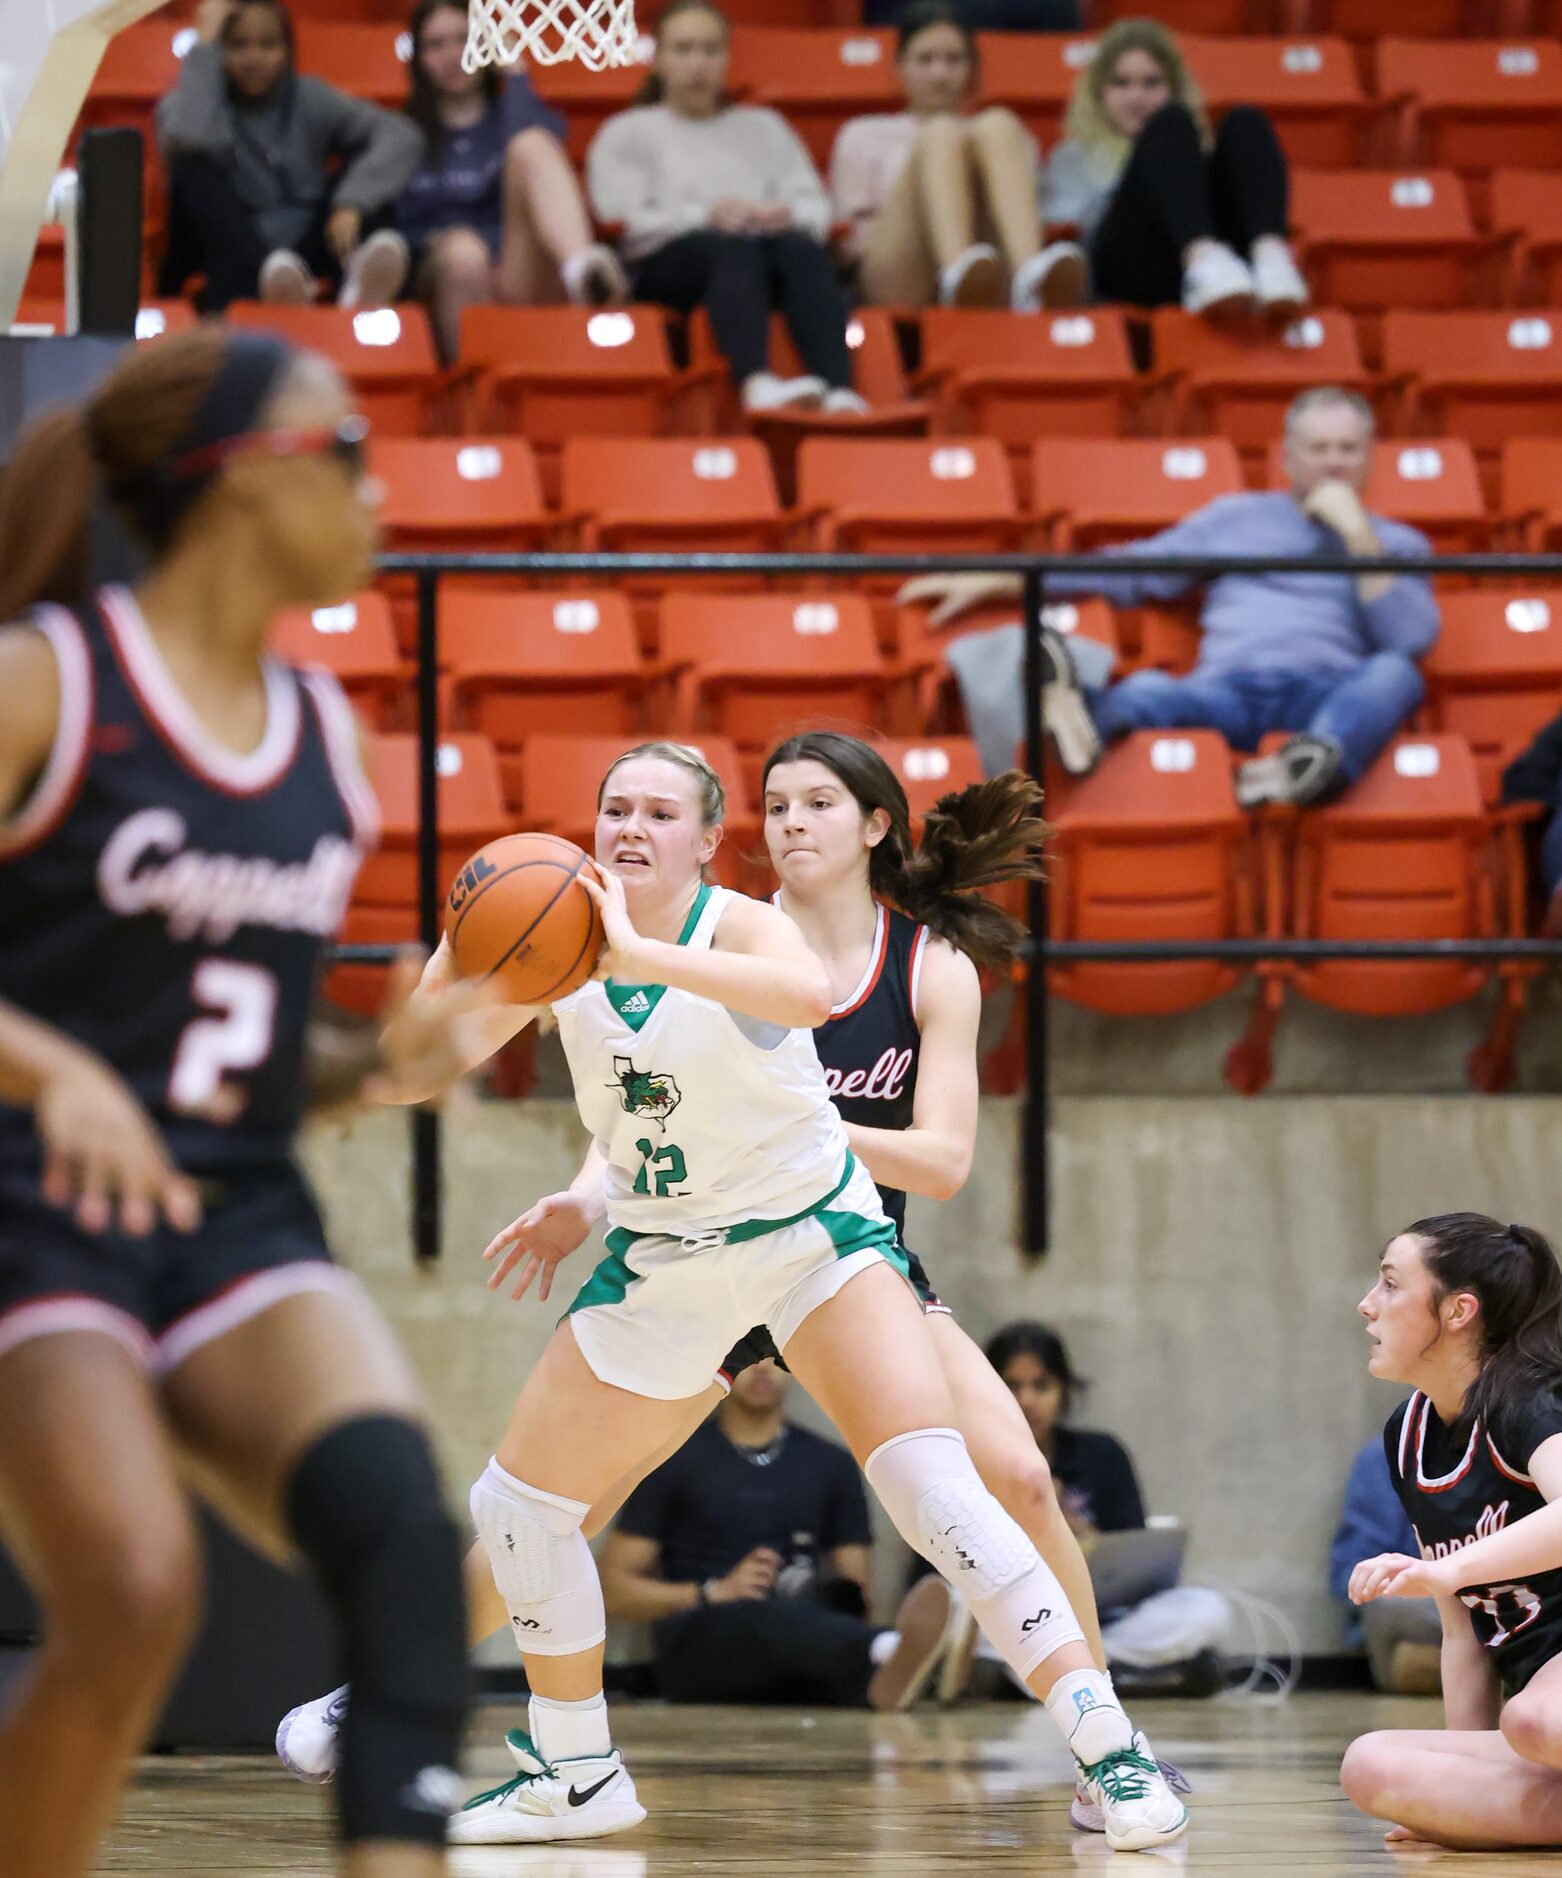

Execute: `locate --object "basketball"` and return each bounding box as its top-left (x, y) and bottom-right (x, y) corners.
top-left (446, 832), bottom-right (605, 1005)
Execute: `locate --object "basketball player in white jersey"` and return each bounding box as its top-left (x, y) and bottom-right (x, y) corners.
top-left (360, 741), bottom-right (1189, 1852)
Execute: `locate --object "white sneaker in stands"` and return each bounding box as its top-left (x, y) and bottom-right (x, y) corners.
top-left (822, 386), bottom-right (870, 415)
top-left (938, 242), bottom-right (1004, 308)
top-left (1182, 241), bottom-right (1255, 317)
top-left (1251, 237), bottom-right (1309, 320)
top-left (338, 229), bottom-right (410, 309)
top-left (1012, 240), bottom-right (1087, 312)
top-left (448, 1728), bottom-right (645, 1845)
top-left (742, 371), bottom-right (826, 413)
top-left (258, 249), bottom-right (314, 305)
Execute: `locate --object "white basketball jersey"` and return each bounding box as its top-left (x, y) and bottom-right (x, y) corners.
top-left (552, 884), bottom-right (847, 1234)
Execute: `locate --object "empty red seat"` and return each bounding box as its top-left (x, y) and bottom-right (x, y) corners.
top-left (292, 19), bottom-right (409, 105)
top-left (561, 437), bottom-right (784, 551)
top-left (1382, 311), bottom-right (1562, 470)
top-left (1187, 36), bottom-right (1371, 168)
top-left (1093, 0), bottom-right (1257, 30)
top-left (1422, 588), bottom-right (1562, 802)
top-left (1290, 169), bottom-right (1490, 313)
top-left (659, 591), bottom-right (888, 752)
top-left (272, 591), bottom-right (403, 730)
top-left (1152, 309), bottom-right (1370, 467)
top-left (442, 589), bottom-right (645, 805)
top-left (225, 303), bottom-right (441, 434)
top-left (371, 436), bottom-right (549, 551)
top-left (1264, 434), bottom-right (1487, 547)
top-left (85, 19), bottom-right (189, 134)
top-left (972, 32), bottom-right (1098, 147)
top-left (1031, 437), bottom-right (1244, 549)
top-left (1299, 0), bottom-right (1468, 42)
top-left (353, 731), bottom-right (509, 916)
top-left (1047, 729), bottom-right (1254, 1016)
top-left (1503, 436), bottom-right (1562, 546)
top-left (729, 28), bottom-right (900, 168)
top-left (799, 437), bottom-right (1021, 551)
top-left (871, 736), bottom-right (986, 819)
top-left (457, 306), bottom-right (679, 503)
top-left (1491, 168), bottom-right (1562, 302)
top-left (1378, 37), bottom-right (1562, 172)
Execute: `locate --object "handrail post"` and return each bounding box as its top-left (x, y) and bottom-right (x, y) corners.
top-left (413, 568), bottom-right (441, 1267)
top-left (1021, 561), bottom-right (1049, 1259)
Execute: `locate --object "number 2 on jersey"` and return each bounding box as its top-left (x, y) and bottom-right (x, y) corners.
top-left (633, 1138), bottom-right (688, 1197)
top-left (168, 960), bottom-right (278, 1121)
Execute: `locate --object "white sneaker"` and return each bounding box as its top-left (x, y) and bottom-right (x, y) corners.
top-left (275, 1683), bottom-right (348, 1784)
top-left (258, 248), bottom-right (314, 305)
top-left (1181, 241), bottom-right (1255, 317)
top-left (1073, 1729), bottom-right (1190, 1852)
top-left (938, 242), bottom-right (1004, 308)
top-left (562, 242), bottom-right (629, 307)
top-left (1039, 623), bottom-right (1102, 775)
top-left (1250, 238), bottom-right (1309, 320)
top-left (448, 1727), bottom-right (645, 1845)
top-left (1072, 1745), bottom-right (1193, 1833)
top-left (1012, 240), bottom-right (1087, 312)
top-left (822, 386), bottom-right (870, 415)
top-left (338, 228), bottom-right (410, 309)
top-left (741, 371), bottom-right (826, 414)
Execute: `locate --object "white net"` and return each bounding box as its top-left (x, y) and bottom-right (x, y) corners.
top-left (463, 0), bottom-right (640, 71)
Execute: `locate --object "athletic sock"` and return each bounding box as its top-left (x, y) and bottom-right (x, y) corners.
top-left (529, 1691), bottom-right (612, 1764)
top-left (868, 1629), bottom-right (900, 1667)
top-left (1044, 1668), bottom-right (1133, 1766)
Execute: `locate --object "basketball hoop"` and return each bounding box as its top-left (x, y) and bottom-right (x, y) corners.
top-left (464, 0), bottom-right (640, 71)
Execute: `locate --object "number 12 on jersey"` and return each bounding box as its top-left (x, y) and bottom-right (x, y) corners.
top-left (633, 1138), bottom-right (688, 1198)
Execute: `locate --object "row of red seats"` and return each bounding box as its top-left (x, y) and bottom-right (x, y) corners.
top-left (282, 580), bottom-right (1562, 818)
top-left (80, 21), bottom-right (1562, 172)
top-left (331, 722), bottom-right (1539, 1094)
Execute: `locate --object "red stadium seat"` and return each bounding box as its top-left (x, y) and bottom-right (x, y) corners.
top-left (371, 436), bottom-right (549, 550)
top-left (529, 61), bottom-right (650, 165)
top-left (272, 591), bottom-right (403, 730)
top-left (1378, 37), bottom-right (1562, 172)
top-left (442, 589), bottom-right (645, 805)
top-left (1151, 309), bottom-right (1370, 470)
top-left (85, 19), bottom-right (189, 134)
top-left (1031, 437), bottom-right (1244, 549)
top-left (1382, 312), bottom-right (1562, 479)
top-left (918, 309), bottom-right (1140, 492)
top-left (684, 308), bottom-right (914, 430)
top-left (1290, 170), bottom-right (1491, 313)
top-left (1298, 0), bottom-right (1468, 43)
top-left (798, 437), bottom-right (1021, 552)
top-left (658, 591), bottom-right (888, 752)
top-left (1422, 589), bottom-right (1562, 803)
top-left (9, 299), bottom-right (194, 341)
top-left (1047, 729), bottom-right (1255, 1017)
top-left (871, 737), bottom-right (987, 819)
top-left (1503, 437), bottom-right (1562, 547)
top-left (1264, 434), bottom-right (1487, 547)
top-left (972, 32), bottom-right (1098, 147)
top-left (457, 307), bottom-right (679, 503)
top-left (728, 28), bottom-right (900, 168)
top-left (292, 19), bottom-right (409, 105)
top-left (561, 437), bottom-right (784, 551)
top-left (1188, 36), bottom-right (1371, 168)
top-left (1491, 168), bottom-right (1562, 303)
top-left (225, 304), bottom-right (441, 434)
top-left (1093, 0), bottom-right (1258, 30)
top-left (353, 731), bottom-right (509, 916)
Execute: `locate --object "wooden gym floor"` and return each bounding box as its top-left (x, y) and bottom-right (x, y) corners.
top-left (93, 1693), bottom-right (1562, 1875)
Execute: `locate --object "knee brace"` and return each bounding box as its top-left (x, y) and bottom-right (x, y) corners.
top-left (865, 1427), bottom-right (1084, 1682)
top-left (287, 1414), bottom-right (468, 1848)
top-left (469, 1457), bottom-right (606, 1657)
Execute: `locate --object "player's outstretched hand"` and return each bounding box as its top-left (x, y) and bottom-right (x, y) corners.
top-left (578, 867), bottom-right (644, 983)
top-left (484, 1190), bottom-right (596, 1302)
top-left (367, 945), bottom-right (513, 1107)
top-left (36, 1051), bottom-right (202, 1238)
top-left (1349, 1551), bottom-right (1444, 1605)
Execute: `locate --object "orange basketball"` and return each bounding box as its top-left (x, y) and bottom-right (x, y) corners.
top-left (446, 832), bottom-right (605, 1005)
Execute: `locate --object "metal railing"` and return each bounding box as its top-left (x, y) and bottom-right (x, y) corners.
top-left (344, 548), bottom-right (1562, 1262)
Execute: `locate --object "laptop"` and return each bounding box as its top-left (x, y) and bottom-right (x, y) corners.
top-left (1086, 1524), bottom-right (1187, 1612)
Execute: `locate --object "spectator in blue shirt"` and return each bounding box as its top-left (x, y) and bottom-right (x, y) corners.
top-left (1330, 1432), bottom-right (1441, 1693)
top-left (397, 0), bottom-right (626, 357)
top-left (902, 387), bottom-right (1440, 808)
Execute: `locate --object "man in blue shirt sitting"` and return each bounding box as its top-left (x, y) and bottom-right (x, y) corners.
top-left (903, 387), bottom-right (1440, 808)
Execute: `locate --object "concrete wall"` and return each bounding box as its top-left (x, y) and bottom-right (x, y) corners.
top-left (301, 1092), bottom-right (1562, 1654)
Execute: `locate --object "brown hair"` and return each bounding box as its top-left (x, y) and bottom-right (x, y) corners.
top-left (1065, 17), bottom-right (1208, 165)
top-left (762, 731), bottom-right (1048, 973)
top-left (635, 0), bottom-right (730, 108)
top-left (0, 326), bottom-right (232, 622)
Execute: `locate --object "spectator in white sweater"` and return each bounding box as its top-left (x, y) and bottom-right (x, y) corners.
top-left (587, 0), bottom-right (865, 415)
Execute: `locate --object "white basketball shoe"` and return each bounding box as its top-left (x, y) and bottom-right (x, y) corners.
top-left (448, 1727), bottom-right (646, 1845)
top-left (1071, 1730), bottom-right (1191, 1851)
top-left (275, 1684), bottom-right (348, 1783)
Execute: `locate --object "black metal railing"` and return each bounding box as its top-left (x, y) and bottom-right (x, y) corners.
top-left (343, 549), bottom-right (1562, 1263)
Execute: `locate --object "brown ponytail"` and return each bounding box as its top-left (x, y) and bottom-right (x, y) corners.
top-left (0, 326), bottom-right (231, 622)
top-left (761, 731), bottom-right (1050, 974)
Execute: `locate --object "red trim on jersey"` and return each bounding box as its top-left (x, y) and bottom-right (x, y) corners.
top-left (1415, 1395), bottom-right (1480, 1493)
top-left (1397, 1391), bottom-right (1421, 1480)
top-left (1486, 1433), bottom-right (1536, 1487)
top-left (0, 608), bottom-right (95, 859)
top-left (830, 903), bottom-right (889, 1021)
top-left (99, 586), bottom-right (301, 798)
top-left (299, 668), bottom-right (380, 850)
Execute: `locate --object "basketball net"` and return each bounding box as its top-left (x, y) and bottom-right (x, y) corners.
top-left (464, 0), bottom-right (640, 71)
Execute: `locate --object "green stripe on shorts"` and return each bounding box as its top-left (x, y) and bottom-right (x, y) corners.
top-left (565, 1229), bottom-right (640, 1317)
top-left (815, 1203), bottom-right (911, 1282)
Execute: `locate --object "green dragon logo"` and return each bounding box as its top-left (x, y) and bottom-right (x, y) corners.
top-left (608, 1056), bottom-right (682, 1126)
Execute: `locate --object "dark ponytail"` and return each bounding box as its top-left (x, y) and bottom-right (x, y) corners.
top-left (0, 326), bottom-right (232, 621)
top-left (1410, 1211), bottom-right (1562, 1440)
top-left (762, 730), bottom-right (1050, 974)
top-left (635, 0), bottom-right (730, 106)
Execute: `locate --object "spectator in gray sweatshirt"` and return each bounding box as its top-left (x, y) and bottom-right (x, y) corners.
top-left (157, 0), bottom-right (421, 312)
top-left (901, 388), bottom-right (1440, 808)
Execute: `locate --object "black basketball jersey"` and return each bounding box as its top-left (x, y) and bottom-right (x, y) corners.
top-left (810, 902), bottom-right (929, 1237)
top-left (1386, 1386), bottom-right (1562, 1693)
top-left (0, 587), bottom-right (377, 1176)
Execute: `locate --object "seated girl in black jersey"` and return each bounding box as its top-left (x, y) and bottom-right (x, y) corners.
top-left (1344, 1213), bottom-right (1562, 1851)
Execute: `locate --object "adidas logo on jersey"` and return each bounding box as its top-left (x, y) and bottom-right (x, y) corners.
top-left (621, 990), bottom-right (652, 1014)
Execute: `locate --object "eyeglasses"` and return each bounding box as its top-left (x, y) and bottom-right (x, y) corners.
top-left (168, 415), bottom-right (370, 483)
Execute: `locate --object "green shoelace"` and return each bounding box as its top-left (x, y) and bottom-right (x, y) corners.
top-left (460, 1731), bottom-right (554, 1813)
top-left (1084, 1743), bottom-right (1161, 1804)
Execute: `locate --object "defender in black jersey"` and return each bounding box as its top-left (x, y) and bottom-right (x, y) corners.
top-left (0, 327), bottom-right (471, 1878)
top-left (1345, 1213), bottom-right (1562, 1850)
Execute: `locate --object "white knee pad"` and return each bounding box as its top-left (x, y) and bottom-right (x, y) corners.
top-left (865, 1428), bottom-right (1084, 1681)
top-left (469, 1459), bottom-right (606, 1658)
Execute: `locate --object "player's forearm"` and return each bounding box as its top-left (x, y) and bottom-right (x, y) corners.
top-left (1435, 1502), bottom-right (1562, 1591)
top-left (0, 1001), bottom-right (91, 1107)
top-left (1441, 1632), bottom-right (1501, 1730)
top-left (624, 939), bottom-right (831, 1031)
top-left (842, 1121), bottom-right (972, 1202)
top-left (601, 1570), bottom-right (702, 1623)
top-left (375, 995), bottom-right (530, 1105)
